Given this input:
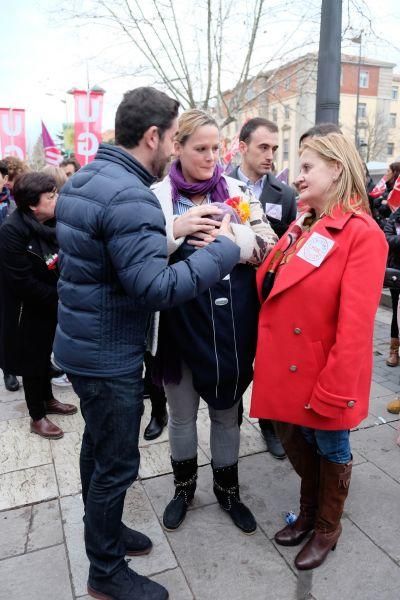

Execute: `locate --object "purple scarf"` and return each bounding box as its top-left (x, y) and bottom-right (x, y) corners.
top-left (169, 160), bottom-right (230, 203)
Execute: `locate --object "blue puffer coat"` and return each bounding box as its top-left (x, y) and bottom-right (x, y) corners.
top-left (54, 144), bottom-right (239, 377)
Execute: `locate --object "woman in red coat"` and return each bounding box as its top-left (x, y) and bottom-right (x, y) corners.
top-left (250, 133), bottom-right (387, 570)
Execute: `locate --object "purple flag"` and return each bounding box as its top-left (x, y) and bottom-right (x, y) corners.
top-left (41, 121), bottom-right (62, 166)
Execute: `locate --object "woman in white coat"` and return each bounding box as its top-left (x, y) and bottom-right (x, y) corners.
top-left (152, 109), bottom-right (277, 534)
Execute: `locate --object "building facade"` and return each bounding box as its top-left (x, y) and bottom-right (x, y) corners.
top-left (221, 53), bottom-right (400, 182)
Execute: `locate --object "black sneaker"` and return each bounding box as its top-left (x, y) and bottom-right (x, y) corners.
top-left (88, 565), bottom-right (168, 600)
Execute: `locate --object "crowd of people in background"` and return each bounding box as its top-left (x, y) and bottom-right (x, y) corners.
top-left (0, 86), bottom-right (396, 599)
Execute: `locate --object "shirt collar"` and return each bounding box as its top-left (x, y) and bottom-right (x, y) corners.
top-left (237, 166), bottom-right (266, 189)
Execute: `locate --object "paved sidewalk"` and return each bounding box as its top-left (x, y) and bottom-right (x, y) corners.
top-left (1, 306), bottom-right (400, 600)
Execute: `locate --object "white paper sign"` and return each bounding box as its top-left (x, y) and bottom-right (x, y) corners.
top-left (264, 202), bottom-right (282, 220)
top-left (296, 232), bottom-right (334, 267)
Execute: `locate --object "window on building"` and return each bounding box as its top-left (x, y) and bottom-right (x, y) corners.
top-left (390, 113), bottom-right (397, 128)
top-left (387, 143), bottom-right (395, 156)
top-left (359, 71), bottom-right (369, 88)
top-left (357, 103), bottom-right (367, 119)
top-left (272, 107), bottom-right (278, 122)
top-left (392, 87), bottom-right (398, 100)
top-left (283, 139), bottom-right (289, 161)
top-left (284, 105), bottom-right (290, 120)
top-left (285, 77), bottom-right (291, 91)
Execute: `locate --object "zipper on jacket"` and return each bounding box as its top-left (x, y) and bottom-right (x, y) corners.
top-left (18, 302), bottom-right (24, 327)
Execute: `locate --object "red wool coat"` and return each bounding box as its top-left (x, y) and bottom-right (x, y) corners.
top-left (250, 209), bottom-right (388, 430)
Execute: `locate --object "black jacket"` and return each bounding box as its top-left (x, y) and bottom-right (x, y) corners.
top-left (230, 167), bottom-right (297, 238)
top-left (384, 208), bottom-right (400, 269)
top-left (0, 210), bottom-right (58, 376)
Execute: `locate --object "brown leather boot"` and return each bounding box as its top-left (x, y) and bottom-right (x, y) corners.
top-left (386, 338), bottom-right (399, 367)
top-left (45, 397), bottom-right (78, 416)
top-left (30, 417), bottom-right (64, 439)
top-left (295, 457), bottom-right (352, 570)
top-left (274, 424), bottom-right (319, 546)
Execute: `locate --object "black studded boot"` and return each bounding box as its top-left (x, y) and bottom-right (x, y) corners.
top-left (212, 461), bottom-right (257, 535)
top-left (162, 456), bottom-right (197, 531)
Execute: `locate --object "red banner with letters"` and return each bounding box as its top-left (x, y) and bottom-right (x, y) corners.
top-left (0, 108), bottom-right (26, 160)
top-left (73, 90), bottom-right (104, 166)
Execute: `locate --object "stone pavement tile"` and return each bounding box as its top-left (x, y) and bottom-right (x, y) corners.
top-left (0, 417), bottom-right (51, 475)
top-left (62, 484), bottom-right (177, 597)
top-left (51, 431), bottom-right (82, 496)
top-left (123, 483), bottom-right (178, 576)
top-left (376, 308), bottom-right (392, 325)
top-left (346, 461), bottom-right (400, 563)
top-left (368, 393), bottom-right (400, 424)
top-left (0, 544), bottom-right (73, 600)
top-left (273, 518), bottom-right (400, 600)
top-left (378, 379), bottom-right (400, 393)
top-left (50, 409), bottom-right (84, 435)
top-left (164, 503), bottom-right (297, 600)
top-left (27, 499), bottom-right (63, 552)
top-left (0, 398), bottom-right (28, 421)
top-left (242, 384), bottom-right (258, 423)
top-left (143, 463), bottom-right (216, 520)
top-left (0, 381), bottom-right (24, 404)
top-left (237, 453), bottom-right (300, 539)
top-left (60, 494), bottom-right (87, 598)
top-left (0, 464), bottom-right (58, 511)
top-left (370, 381), bottom-right (397, 399)
top-left (139, 441), bottom-right (209, 479)
top-left (0, 505), bottom-right (31, 559)
top-left (150, 567), bottom-right (194, 599)
top-left (351, 425), bottom-right (400, 484)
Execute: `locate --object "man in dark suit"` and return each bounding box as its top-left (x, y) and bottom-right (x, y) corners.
top-left (231, 117), bottom-right (297, 459)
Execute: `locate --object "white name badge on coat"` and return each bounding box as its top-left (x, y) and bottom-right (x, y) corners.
top-left (296, 232), bottom-right (334, 267)
top-left (264, 203), bottom-right (282, 220)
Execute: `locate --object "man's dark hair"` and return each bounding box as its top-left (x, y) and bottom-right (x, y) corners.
top-left (115, 87), bottom-right (180, 148)
top-left (0, 160), bottom-right (8, 178)
top-left (299, 123), bottom-right (342, 147)
top-left (60, 157), bottom-right (81, 172)
top-left (13, 172), bottom-right (56, 213)
top-left (239, 118), bottom-right (278, 144)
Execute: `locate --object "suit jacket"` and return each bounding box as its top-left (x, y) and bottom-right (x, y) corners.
top-left (250, 208), bottom-right (388, 430)
top-left (230, 167), bottom-right (297, 238)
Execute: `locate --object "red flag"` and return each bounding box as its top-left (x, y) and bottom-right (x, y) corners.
top-left (73, 89), bottom-right (104, 165)
top-left (388, 175), bottom-right (400, 211)
top-left (369, 175), bottom-right (386, 199)
top-left (41, 121), bottom-right (62, 166)
top-left (0, 108), bottom-right (26, 159)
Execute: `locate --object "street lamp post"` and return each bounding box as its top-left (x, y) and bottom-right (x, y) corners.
top-left (315, 0), bottom-right (342, 124)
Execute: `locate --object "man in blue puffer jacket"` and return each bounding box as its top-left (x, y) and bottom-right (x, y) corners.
top-left (54, 87), bottom-right (238, 600)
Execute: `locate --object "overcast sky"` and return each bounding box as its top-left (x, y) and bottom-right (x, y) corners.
top-left (2, 0), bottom-right (400, 151)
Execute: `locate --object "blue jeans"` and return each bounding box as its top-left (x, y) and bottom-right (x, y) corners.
top-left (69, 371), bottom-right (143, 580)
top-left (300, 427), bottom-right (351, 464)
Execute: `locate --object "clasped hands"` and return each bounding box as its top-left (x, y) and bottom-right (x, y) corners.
top-left (173, 205), bottom-right (234, 247)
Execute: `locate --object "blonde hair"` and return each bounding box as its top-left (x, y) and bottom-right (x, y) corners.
top-left (41, 165), bottom-right (67, 191)
top-left (300, 133), bottom-right (370, 215)
top-left (175, 109), bottom-right (218, 145)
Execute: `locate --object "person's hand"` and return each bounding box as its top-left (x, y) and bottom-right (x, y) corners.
top-left (187, 214), bottom-right (235, 247)
top-left (216, 214), bottom-right (235, 242)
top-left (173, 205), bottom-right (222, 239)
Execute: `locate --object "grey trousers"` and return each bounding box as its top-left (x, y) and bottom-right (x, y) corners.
top-left (164, 362), bottom-right (240, 468)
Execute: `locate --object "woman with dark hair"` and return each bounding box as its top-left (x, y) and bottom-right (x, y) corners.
top-left (0, 172), bottom-right (77, 439)
top-left (371, 162), bottom-right (400, 229)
